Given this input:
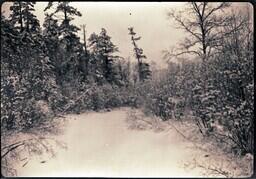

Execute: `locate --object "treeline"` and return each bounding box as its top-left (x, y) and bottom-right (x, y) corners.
top-left (1, 2), bottom-right (151, 131)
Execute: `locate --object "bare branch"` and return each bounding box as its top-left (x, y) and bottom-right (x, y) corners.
top-left (163, 48), bottom-right (202, 61)
top-left (1, 143), bottom-right (25, 159)
top-left (201, 2), bottom-right (207, 17)
top-left (167, 2), bottom-right (233, 61)
top-left (197, 163), bottom-right (230, 177)
top-left (203, 2), bottom-right (230, 21)
top-left (168, 11), bottom-right (202, 41)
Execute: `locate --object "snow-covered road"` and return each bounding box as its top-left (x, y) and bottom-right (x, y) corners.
top-left (16, 108), bottom-right (230, 177)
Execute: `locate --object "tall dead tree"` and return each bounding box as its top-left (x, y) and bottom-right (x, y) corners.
top-left (81, 24), bottom-right (89, 78)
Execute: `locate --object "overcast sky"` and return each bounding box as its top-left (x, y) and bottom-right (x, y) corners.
top-left (1, 2), bottom-right (253, 68)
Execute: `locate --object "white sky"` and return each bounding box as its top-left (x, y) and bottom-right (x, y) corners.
top-left (1, 2), bottom-right (253, 68)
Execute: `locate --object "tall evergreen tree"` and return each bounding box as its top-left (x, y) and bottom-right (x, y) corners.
top-left (44, 2), bottom-right (83, 84)
top-left (44, 2), bottom-right (82, 52)
top-left (128, 27), bottom-right (151, 82)
top-left (42, 13), bottom-right (61, 81)
top-left (88, 28), bottom-right (120, 84)
top-left (9, 2), bottom-right (40, 33)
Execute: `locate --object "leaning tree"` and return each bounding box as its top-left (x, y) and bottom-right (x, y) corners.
top-left (128, 27), bottom-right (151, 82)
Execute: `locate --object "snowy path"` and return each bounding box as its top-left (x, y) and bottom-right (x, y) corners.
top-left (16, 108), bottom-right (224, 177)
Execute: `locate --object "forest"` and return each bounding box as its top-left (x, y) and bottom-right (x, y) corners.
top-left (1, 2), bottom-right (254, 177)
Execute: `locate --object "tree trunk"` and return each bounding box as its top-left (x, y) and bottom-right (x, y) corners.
top-left (25, 4), bottom-right (29, 32)
top-left (83, 25), bottom-right (89, 77)
top-left (18, 2), bottom-right (23, 32)
top-left (105, 56), bottom-right (109, 81)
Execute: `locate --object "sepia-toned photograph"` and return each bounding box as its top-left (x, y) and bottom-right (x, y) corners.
top-left (1, 1), bottom-right (254, 177)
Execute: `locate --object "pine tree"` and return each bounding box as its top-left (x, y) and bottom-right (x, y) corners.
top-left (44, 2), bottom-right (83, 84)
top-left (6, 2), bottom-right (43, 79)
top-left (1, 14), bottom-right (19, 77)
top-left (1, 15), bottom-right (17, 129)
top-left (9, 2), bottom-right (40, 33)
top-left (9, 2), bottom-right (25, 32)
top-left (88, 28), bottom-right (120, 84)
top-left (116, 58), bottom-right (132, 87)
top-left (42, 13), bottom-right (61, 81)
top-left (77, 24), bottom-right (89, 81)
top-left (128, 27), bottom-right (151, 82)
top-left (44, 2), bottom-right (82, 52)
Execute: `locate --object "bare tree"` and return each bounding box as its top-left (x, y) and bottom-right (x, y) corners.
top-left (165, 2), bottom-right (231, 62)
top-left (164, 2), bottom-right (250, 97)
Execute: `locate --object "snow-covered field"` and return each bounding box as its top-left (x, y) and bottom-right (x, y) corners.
top-left (6, 108), bottom-right (253, 177)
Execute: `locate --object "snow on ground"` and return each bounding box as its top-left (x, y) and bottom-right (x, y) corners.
top-left (7, 108), bottom-right (253, 177)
